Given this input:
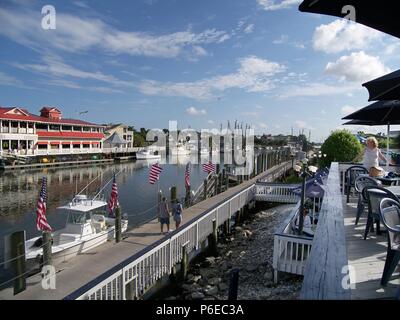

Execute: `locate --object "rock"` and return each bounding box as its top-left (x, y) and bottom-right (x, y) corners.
top-left (204, 286), bottom-right (218, 296)
top-left (193, 275), bottom-right (202, 283)
top-left (218, 283), bottom-right (228, 291)
top-left (208, 277), bottom-right (222, 286)
top-left (191, 291), bottom-right (205, 300)
top-left (234, 226), bottom-right (243, 232)
top-left (181, 284), bottom-right (192, 292)
top-left (165, 296), bottom-right (177, 300)
top-left (245, 264), bottom-right (258, 272)
top-left (199, 269), bottom-right (214, 280)
top-left (263, 271), bottom-right (274, 282)
top-left (205, 256), bottom-right (216, 266)
top-left (187, 274), bottom-right (195, 282)
top-left (226, 250), bottom-right (233, 257)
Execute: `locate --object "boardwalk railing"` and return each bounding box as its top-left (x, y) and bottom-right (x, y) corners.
top-left (63, 162), bottom-right (291, 300)
top-left (300, 162), bottom-right (351, 300)
top-left (254, 183), bottom-right (299, 204)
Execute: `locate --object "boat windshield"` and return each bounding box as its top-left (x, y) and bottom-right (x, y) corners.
top-left (67, 212), bottom-right (88, 224)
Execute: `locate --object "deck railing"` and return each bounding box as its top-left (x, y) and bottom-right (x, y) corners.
top-left (300, 162), bottom-right (351, 299)
top-left (254, 183), bottom-right (299, 204)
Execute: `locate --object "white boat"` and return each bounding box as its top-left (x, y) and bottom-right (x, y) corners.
top-left (25, 194), bottom-right (128, 268)
top-left (170, 143), bottom-right (190, 156)
top-left (136, 150), bottom-right (161, 160)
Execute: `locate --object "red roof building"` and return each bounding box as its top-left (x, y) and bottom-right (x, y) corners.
top-left (0, 106), bottom-right (105, 156)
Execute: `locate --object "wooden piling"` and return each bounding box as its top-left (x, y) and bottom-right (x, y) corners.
top-left (42, 231), bottom-right (53, 267)
top-left (115, 206), bottom-right (122, 243)
top-left (228, 268), bottom-right (240, 300)
top-left (9, 231), bottom-right (26, 295)
top-left (170, 186), bottom-right (177, 203)
top-left (208, 219), bottom-right (218, 256)
top-left (180, 242), bottom-right (189, 281)
top-left (203, 178), bottom-right (208, 200)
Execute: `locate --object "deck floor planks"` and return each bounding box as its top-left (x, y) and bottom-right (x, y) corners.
top-left (343, 196), bottom-right (400, 300)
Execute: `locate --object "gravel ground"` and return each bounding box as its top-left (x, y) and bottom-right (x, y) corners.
top-left (162, 204), bottom-right (303, 300)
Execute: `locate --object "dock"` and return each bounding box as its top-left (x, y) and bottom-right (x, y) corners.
top-left (0, 161), bottom-right (292, 300)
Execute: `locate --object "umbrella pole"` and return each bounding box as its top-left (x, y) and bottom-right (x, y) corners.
top-left (387, 123), bottom-right (390, 171)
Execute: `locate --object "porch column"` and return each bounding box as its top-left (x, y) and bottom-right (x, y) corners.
top-left (0, 119), bottom-right (2, 133)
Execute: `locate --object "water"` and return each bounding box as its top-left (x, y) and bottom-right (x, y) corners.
top-left (0, 155), bottom-right (220, 267)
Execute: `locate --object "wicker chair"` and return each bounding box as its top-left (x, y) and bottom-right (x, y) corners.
top-left (379, 198), bottom-right (400, 286)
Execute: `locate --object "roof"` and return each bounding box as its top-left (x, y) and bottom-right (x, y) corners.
top-left (104, 132), bottom-right (127, 145)
top-left (0, 107), bottom-right (104, 127)
top-left (57, 200), bottom-right (108, 213)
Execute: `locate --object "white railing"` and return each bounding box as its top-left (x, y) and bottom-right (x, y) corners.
top-left (66, 184), bottom-right (256, 300)
top-left (272, 202), bottom-right (313, 282)
top-left (255, 183), bottom-right (299, 204)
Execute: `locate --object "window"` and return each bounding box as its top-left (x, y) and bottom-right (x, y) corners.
top-left (82, 144), bottom-right (90, 148)
top-left (73, 126), bottom-right (82, 132)
top-left (38, 144), bottom-right (47, 150)
top-left (49, 124), bottom-right (60, 131)
top-left (83, 127), bottom-right (90, 132)
top-left (62, 125), bottom-right (72, 131)
top-left (73, 144), bottom-right (81, 149)
top-left (62, 144), bottom-right (70, 149)
top-left (36, 123), bottom-right (48, 130)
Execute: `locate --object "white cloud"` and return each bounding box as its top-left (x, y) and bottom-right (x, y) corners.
top-left (186, 107), bottom-right (207, 116)
top-left (273, 35), bottom-right (306, 49)
top-left (341, 105), bottom-right (357, 115)
top-left (295, 120), bottom-right (307, 129)
top-left (208, 120), bottom-right (215, 124)
top-left (257, 0), bottom-right (301, 11)
top-left (258, 122), bottom-right (268, 129)
top-left (0, 72), bottom-right (24, 87)
top-left (313, 20), bottom-right (382, 54)
top-left (278, 82), bottom-right (360, 99)
top-left (138, 56), bottom-right (286, 99)
top-left (241, 111), bottom-right (259, 117)
top-left (244, 24), bottom-right (255, 34)
top-left (0, 7), bottom-right (230, 59)
top-left (325, 51), bottom-right (390, 83)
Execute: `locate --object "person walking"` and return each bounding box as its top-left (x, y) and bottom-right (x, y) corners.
top-left (158, 197), bottom-right (171, 234)
top-left (173, 199), bottom-right (183, 229)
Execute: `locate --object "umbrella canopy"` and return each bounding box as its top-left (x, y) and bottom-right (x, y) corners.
top-left (299, 0), bottom-right (400, 39)
top-left (362, 69), bottom-right (400, 101)
top-left (342, 119), bottom-right (376, 126)
top-left (342, 100), bottom-right (400, 125)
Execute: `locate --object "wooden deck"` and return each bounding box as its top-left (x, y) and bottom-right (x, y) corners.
top-left (343, 196), bottom-right (400, 300)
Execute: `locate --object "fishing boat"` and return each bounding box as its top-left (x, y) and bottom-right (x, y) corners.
top-left (25, 193), bottom-right (128, 269)
top-left (136, 150), bottom-right (161, 160)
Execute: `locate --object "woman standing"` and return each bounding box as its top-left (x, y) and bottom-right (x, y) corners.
top-left (363, 137), bottom-right (387, 176)
top-left (173, 199), bottom-right (183, 229)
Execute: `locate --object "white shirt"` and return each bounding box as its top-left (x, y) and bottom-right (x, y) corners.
top-left (363, 147), bottom-right (380, 170)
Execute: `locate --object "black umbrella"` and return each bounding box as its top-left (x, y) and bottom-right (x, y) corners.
top-left (299, 0), bottom-right (400, 39)
top-left (342, 100), bottom-right (400, 168)
top-left (363, 69), bottom-right (400, 101)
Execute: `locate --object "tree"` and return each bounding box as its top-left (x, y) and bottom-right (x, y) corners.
top-left (320, 130), bottom-right (363, 167)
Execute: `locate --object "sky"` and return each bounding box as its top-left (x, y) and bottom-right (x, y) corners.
top-left (1, 0), bottom-right (399, 142)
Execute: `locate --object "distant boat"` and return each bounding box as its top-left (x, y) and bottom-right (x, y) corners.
top-left (171, 143), bottom-right (190, 156)
top-left (25, 194), bottom-right (128, 269)
top-left (136, 150), bottom-right (161, 160)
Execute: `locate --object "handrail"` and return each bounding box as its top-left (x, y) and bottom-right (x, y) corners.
top-left (300, 162), bottom-right (351, 300)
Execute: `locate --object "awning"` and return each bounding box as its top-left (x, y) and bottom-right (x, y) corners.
top-left (62, 141), bottom-right (71, 145)
top-left (50, 141), bottom-right (60, 145)
top-left (37, 141), bottom-right (48, 145)
top-left (92, 142), bottom-right (100, 145)
top-left (72, 141), bottom-right (81, 145)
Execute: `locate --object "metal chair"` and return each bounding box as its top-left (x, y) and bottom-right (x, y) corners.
top-left (379, 198), bottom-right (400, 286)
top-left (364, 187), bottom-right (399, 240)
top-left (345, 166), bottom-right (368, 203)
top-left (354, 176), bottom-right (380, 225)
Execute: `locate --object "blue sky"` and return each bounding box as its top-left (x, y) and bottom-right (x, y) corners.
top-left (1, 0), bottom-right (399, 142)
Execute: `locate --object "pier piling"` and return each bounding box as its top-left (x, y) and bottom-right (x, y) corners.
top-left (115, 206), bottom-right (122, 243)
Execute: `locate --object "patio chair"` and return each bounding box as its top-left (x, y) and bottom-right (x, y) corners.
top-left (354, 176), bottom-right (380, 225)
top-left (378, 198), bottom-right (400, 286)
top-left (364, 187), bottom-right (399, 240)
top-left (345, 165), bottom-right (368, 203)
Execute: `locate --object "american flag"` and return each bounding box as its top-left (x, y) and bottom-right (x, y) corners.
top-left (185, 162), bottom-right (191, 188)
top-left (36, 177), bottom-right (52, 232)
top-left (149, 163), bottom-right (163, 185)
top-left (202, 161), bottom-right (216, 174)
top-left (108, 175), bottom-right (119, 214)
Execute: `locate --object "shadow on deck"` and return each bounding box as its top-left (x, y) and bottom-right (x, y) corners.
top-left (343, 196), bottom-right (400, 300)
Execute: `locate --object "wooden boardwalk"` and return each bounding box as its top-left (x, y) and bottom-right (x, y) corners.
top-left (343, 197), bottom-right (400, 299)
top-left (0, 164), bottom-right (288, 300)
